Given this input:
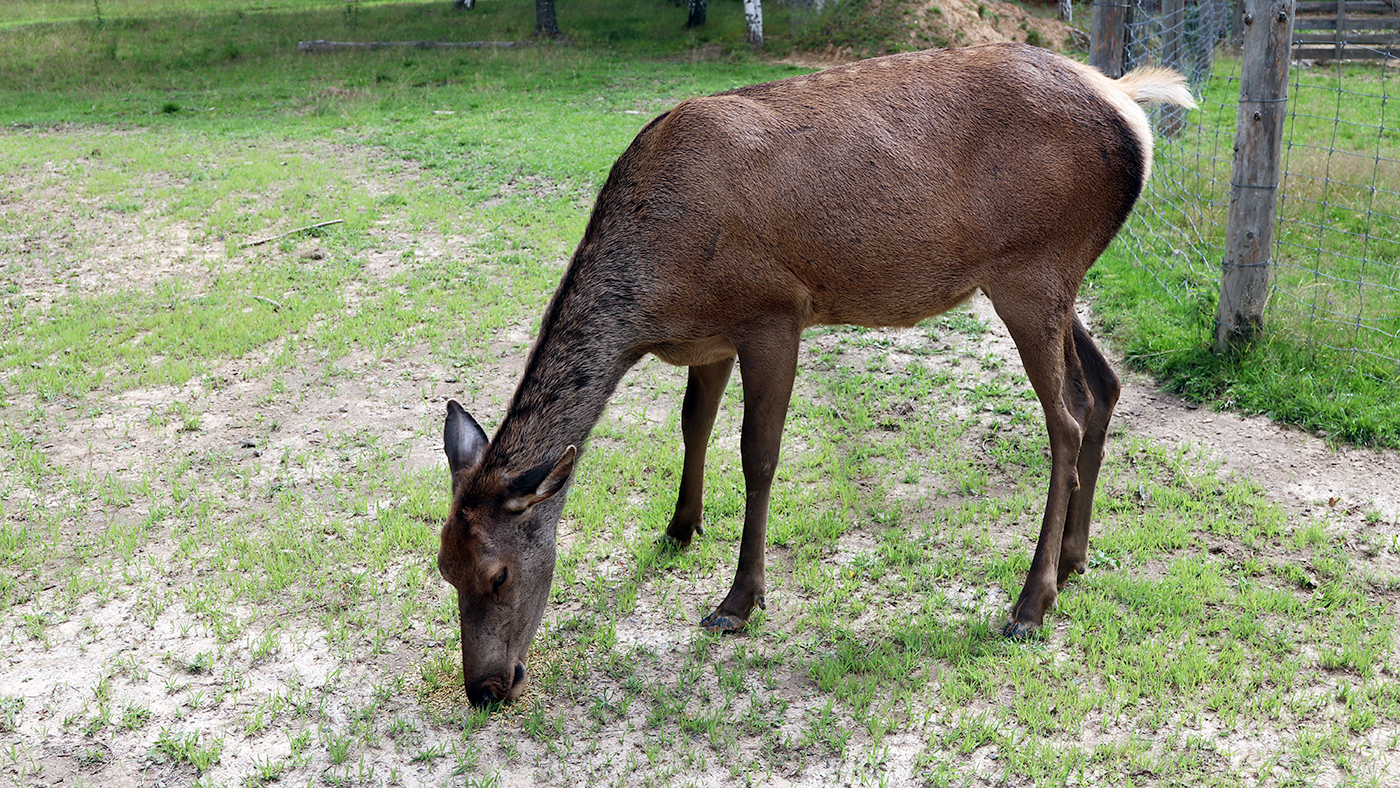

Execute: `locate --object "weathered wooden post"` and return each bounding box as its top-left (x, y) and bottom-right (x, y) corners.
top-left (1162, 0), bottom-right (1187, 136)
top-left (1089, 0), bottom-right (1130, 77)
top-left (1214, 0), bottom-right (1295, 352)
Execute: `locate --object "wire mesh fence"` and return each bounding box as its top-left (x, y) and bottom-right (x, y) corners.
top-left (1113, 0), bottom-right (1400, 379)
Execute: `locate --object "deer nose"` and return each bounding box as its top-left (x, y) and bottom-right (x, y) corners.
top-left (466, 679), bottom-right (500, 707)
top-left (512, 663), bottom-right (526, 687)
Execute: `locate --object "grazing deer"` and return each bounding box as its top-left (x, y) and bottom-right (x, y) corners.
top-left (438, 42), bottom-right (1196, 706)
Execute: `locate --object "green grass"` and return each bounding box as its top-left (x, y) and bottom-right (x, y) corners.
top-left (2, 3), bottom-right (1400, 787)
top-left (1093, 55), bottom-right (1400, 447)
top-left (790, 0), bottom-right (918, 55)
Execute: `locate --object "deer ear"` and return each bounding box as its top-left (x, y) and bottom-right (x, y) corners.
top-left (444, 400), bottom-right (489, 481)
top-left (504, 446), bottom-right (577, 513)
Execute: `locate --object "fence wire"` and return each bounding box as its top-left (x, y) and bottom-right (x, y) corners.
top-left (1117, 1), bottom-right (1400, 378)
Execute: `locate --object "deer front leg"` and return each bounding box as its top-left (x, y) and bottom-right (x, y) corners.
top-left (699, 328), bottom-right (798, 634)
top-left (665, 357), bottom-right (736, 548)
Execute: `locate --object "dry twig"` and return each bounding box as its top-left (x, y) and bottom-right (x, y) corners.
top-left (239, 219), bottom-right (344, 249)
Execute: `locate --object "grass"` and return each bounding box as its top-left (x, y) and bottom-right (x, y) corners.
top-left (2, 2), bottom-right (1400, 787)
top-left (1093, 55), bottom-right (1400, 447)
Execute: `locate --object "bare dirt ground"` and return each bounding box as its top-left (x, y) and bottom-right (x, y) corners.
top-left (969, 298), bottom-right (1400, 530)
top-left (1118, 364), bottom-right (1400, 530)
top-left (908, 0), bottom-right (1081, 51)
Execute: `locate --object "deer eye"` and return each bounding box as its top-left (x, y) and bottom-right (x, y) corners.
top-left (491, 567), bottom-right (508, 595)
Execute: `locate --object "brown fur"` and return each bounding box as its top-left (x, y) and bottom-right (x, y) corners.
top-left (440, 42), bottom-right (1196, 705)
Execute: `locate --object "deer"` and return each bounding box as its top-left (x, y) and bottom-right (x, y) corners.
top-left (438, 42), bottom-right (1197, 706)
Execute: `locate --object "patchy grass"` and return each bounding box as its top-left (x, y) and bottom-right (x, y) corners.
top-left (3, 3), bottom-right (1400, 788)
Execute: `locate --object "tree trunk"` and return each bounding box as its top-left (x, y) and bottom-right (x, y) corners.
top-left (686, 0), bottom-right (706, 27)
top-left (744, 0), bottom-right (763, 47)
top-left (535, 0), bottom-right (560, 38)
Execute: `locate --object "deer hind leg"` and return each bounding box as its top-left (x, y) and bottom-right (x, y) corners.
top-left (699, 325), bottom-right (799, 633)
top-left (1058, 316), bottom-right (1120, 587)
top-left (988, 289), bottom-right (1087, 638)
top-left (665, 356), bottom-right (737, 548)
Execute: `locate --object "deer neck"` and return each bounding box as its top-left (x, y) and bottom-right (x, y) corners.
top-left (485, 262), bottom-right (642, 476)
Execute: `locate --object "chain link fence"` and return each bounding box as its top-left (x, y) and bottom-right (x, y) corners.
top-left (1112, 0), bottom-right (1400, 379)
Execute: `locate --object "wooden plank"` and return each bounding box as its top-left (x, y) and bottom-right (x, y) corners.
top-left (1294, 17), bottom-right (1400, 29)
top-left (1292, 0), bottom-right (1400, 59)
top-left (1296, 31), bottom-right (1400, 42)
top-left (1296, 0), bottom-right (1391, 11)
top-left (1216, 0), bottom-right (1296, 352)
top-left (1295, 42), bottom-right (1400, 54)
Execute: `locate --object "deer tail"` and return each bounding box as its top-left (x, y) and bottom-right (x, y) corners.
top-left (1114, 67), bottom-right (1199, 110)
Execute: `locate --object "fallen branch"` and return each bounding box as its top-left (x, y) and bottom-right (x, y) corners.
top-left (252, 295), bottom-right (284, 311)
top-left (239, 219), bottom-right (344, 249)
top-left (297, 39), bottom-right (533, 53)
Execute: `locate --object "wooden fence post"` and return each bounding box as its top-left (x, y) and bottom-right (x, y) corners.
top-left (1089, 0), bottom-right (1129, 77)
top-left (1214, 0), bottom-right (1296, 352)
top-left (1161, 0), bottom-right (1187, 136)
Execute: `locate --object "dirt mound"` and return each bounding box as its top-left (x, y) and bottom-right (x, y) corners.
top-left (792, 0), bottom-right (1083, 64)
top-left (908, 0), bottom-right (1083, 51)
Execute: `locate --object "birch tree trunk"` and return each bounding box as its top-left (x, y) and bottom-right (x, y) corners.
top-left (686, 0), bottom-right (706, 27)
top-left (744, 0), bottom-right (763, 47)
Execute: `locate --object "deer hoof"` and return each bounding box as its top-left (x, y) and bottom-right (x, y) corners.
top-left (1056, 561), bottom-right (1087, 589)
top-left (662, 521), bottom-right (702, 549)
top-left (1001, 619), bottom-right (1041, 640)
top-left (699, 611), bottom-right (747, 634)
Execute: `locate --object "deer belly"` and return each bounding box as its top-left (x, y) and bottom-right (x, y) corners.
top-left (648, 335), bottom-right (739, 367)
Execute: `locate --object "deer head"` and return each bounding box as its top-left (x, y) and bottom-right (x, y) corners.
top-left (439, 399), bottom-right (575, 706)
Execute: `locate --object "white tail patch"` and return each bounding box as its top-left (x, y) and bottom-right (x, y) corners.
top-left (1115, 67), bottom-right (1199, 110)
top-left (1069, 60), bottom-right (1198, 185)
